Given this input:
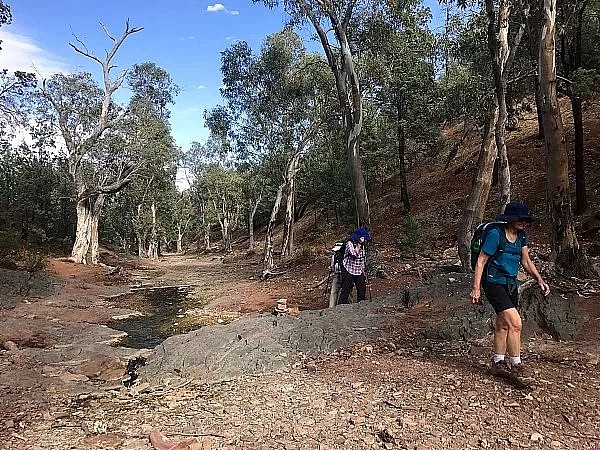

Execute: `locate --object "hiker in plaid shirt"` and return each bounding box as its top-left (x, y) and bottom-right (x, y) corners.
top-left (339, 227), bottom-right (371, 304)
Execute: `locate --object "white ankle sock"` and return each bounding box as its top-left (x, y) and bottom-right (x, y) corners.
top-left (508, 356), bottom-right (522, 365)
top-left (492, 354), bottom-right (505, 363)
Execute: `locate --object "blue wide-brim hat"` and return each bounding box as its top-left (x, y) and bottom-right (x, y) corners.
top-left (351, 226), bottom-right (372, 241)
top-left (496, 201), bottom-right (534, 223)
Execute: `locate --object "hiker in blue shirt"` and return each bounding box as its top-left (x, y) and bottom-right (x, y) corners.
top-left (469, 201), bottom-right (550, 379)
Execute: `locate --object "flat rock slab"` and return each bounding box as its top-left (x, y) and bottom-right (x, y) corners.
top-left (139, 297), bottom-right (406, 385)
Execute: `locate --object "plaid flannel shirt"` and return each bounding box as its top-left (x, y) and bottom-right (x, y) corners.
top-left (343, 241), bottom-right (365, 275)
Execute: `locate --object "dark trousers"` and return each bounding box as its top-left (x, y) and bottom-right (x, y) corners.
top-left (339, 266), bottom-right (366, 304)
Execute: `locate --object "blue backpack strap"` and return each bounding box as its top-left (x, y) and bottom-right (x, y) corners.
top-left (487, 224), bottom-right (510, 276)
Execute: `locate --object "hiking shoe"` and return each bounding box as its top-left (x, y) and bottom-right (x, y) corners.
top-left (489, 360), bottom-right (511, 377)
top-left (509, 363), bottom-right (533, 379)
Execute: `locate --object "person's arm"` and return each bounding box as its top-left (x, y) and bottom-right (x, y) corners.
top-left (346, 237), bottom-right (364, 258)
top-left (520, 246), bottom-right (550, 295)
top-left (469, 252), bottom-right (490, 304)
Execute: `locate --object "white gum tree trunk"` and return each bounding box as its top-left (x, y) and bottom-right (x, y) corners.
top-left (262, 183), bottom-right (284, 279)
top-left (70, 194), bottom-right (105, 264)
top-left (539, 0), bottom-right (595, 278)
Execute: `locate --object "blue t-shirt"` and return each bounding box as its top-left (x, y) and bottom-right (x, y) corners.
top-left (481, 227), bottom-right (528, 284)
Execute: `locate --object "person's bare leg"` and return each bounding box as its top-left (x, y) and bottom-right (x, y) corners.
top-left (501, 308), bottom-right (523, 358)
top-left (493, 311), bottom-right (511, 356)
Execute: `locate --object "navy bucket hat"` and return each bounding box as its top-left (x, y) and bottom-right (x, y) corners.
top-left (351, 226), bottom-right (372, 241)
top-left (496, 201), bottom-right (534, 223)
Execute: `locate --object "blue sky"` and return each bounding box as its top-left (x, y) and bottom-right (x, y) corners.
top-left (1, 0), bottom-right (290, 150)
top-left (1, 0), bottom-right (441, 152)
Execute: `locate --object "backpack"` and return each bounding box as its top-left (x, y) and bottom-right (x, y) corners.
top-left (330, 240), bottom-right (349, 273)
top-left (470, 222), bottom-right (526, 272)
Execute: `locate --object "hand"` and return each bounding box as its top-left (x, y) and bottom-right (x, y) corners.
top-left (469, 287), bottom-right (481, 304)
top-left (538, 280), bottom-right (550, 296)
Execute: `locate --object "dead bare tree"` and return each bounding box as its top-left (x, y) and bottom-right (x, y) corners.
top-left (43, 21), bottom-right (142, 264)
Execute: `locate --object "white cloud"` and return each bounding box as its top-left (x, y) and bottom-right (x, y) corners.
top-left (197, 85), bottom-right (206, 89)
top-left (0, 30), bottom-right (70, 78)
top-left (207, 3), bottom-right (226, 12)
top-left (207, 3), bottom-right (240, 15)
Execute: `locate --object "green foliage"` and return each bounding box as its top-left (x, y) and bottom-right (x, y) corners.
top-left (298, 140), bottom-right (354, 225)
top-left (354, 1), bottom-right (443, 185)
top-left (1, 70), bottom-right (37, 128)
top-left (100, 66), bottom-right (180, 253)
top-left (291, 246), bottom-right (315, 266)
top-left (572, 68), bottom-right (600, 98)
top-left (190, 163), bottom-right (244, 250)
top-left (0, 230), bottom-right (20, 266)
top-left (0, 146), bottom-right (76, 249)
top-left (0, 230), bottom-right (49, 273)
top-left (398, 215), bottom-right (425, 253)
top-left (0, 1), bottom-right (11, 35)
top-left (127, 62), bottom-right (180, 120)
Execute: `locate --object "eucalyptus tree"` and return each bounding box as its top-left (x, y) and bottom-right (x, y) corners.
top-left (557, 0), bottom-right (600, 214)
top-left (443, 11), bottom-right (502, 270)
top-left (256, 0), bottom-right (375, 229)
top-left (0, 70), bottom-right (36, 130)
top-left (186, 141), bottom-right (216, 251)
top-left (124, 62), bottom-right (179, 259)
top-left (171, 189), bottom-right (195, 253)
top-left (39, 22), bottom-right (142, 264)
top-left (539, 0), bottom-right (595, 278)
top-left (0, 0), bottom-right (9, 28)
top-left (448, 8), bottom-right (530, 270)
top-left (121, 97), bottom-right (178, 260)
top-left (357, 0), bottom-right (438, 215)
top-left (213, 29), bottom-right (331, 276)
top-left (0, 1), bottom-right (36, 132)
top-left (484, 0), bottom-right (529, 212)
top-left (194, 163), bottom-right (243, 252)
top-left (238, 162), bottom-right (264, 253)
top-left (127, 62), bottom-right (180, 121)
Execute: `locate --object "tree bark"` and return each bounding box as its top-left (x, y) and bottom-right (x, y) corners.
top-left (486, 0), bottom-right (512, 212)
top-left (524, 6), bottom-right (545, 140)
top-left (248, 195), bottom-right (261, 252)
top-left (281, 152), bottom-right (301, 256)
top-left (457, 104), bottom-right (499, 272)
top-left (216, 195), bottom-right (232, 253)
top-left (89, 195), bottom-right (104, 265)
top-left (300, 0), bottom-right (370, 228)
top-left (262, 183), bottom-right (285, 279)
top-left (534, 78), bottom-right (545, 140)
top-left (397, 93), bottom-right (410, 215)
top-left (70, 194), bottom-right (105, 264)
top-left (485, 0), bottom-right (528, 213)
top-left (539, 0), bottom-right (595, 278)
top-left (561, 1), bottom-right (588, 215)
top-left (176, 226), bottom-right (183, 253)
top-left (147, 202), bottom-right (159, 260)
top-left (572, 96), bottom-right (588, 214)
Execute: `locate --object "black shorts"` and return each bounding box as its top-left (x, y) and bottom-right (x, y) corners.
top-left (483, 281), bottom-right (519, 313)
